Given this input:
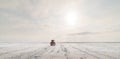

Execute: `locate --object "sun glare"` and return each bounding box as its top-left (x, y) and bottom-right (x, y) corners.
top-left (65, 11), bottom-right (78, 29)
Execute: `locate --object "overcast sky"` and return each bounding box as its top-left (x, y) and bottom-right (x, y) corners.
top-left (0, 0), bottom-right (120, 42)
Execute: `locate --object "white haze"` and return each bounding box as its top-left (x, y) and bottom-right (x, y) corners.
top-left (0, 0), bottom-right (120, 42)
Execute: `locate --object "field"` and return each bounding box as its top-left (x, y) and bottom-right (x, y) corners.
top-left (0, 43), bottom-right (119, 59)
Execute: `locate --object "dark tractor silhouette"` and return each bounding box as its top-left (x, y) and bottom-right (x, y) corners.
top-left (50, 40), bottom-right (56, 46)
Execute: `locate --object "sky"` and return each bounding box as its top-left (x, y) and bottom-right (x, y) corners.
top-left (0, 0), bottom-right (120, 42)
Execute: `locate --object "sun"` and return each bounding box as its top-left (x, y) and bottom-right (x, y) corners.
top-left (65, 11), bottom-right (78, 29)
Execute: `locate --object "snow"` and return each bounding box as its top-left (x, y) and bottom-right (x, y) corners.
top-left (0, 43), bottom-right (119, 59)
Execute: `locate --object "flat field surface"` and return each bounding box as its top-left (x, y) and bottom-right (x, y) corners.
top-left (0, 43), bottom-right (119, 59)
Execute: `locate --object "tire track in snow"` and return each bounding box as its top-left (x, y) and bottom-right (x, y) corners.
top-left (1, 45), bottom-right (49, 59)
top-left (76, 44), bottom-right (117, 59)
top-left (26, 46), bottom-right (51, 59)
top-left (61, 45), bottom-right (70, 59)
top-left (80, 43), bottom-right (120, 58)
top-left (34, 46), bottom-right (58, 59)
top-left (0, 47), bottom-right (31, 56)
top-left (64, 45), bottom-right (87, 59)
top-left (62, 44), bottom-right (90, 59)
top-left (83, 47), bottom-right (116, 59)
top-left (61, 44), bottom-right (83, 59)
top-left (39, 45), bottom-right (68, 59)
top-left (0, 47), bottom-right (38, 59)
top-left (71, 46), bottom-right (100, 59)
top-left (71, 45), bottom-right (117, 59)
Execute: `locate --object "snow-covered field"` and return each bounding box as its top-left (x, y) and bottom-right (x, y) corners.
top-left (0, 43), bottom-right (120, 59)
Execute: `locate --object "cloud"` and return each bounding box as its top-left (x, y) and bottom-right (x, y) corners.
top-left (68, 32), bottom-right (98, 35)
